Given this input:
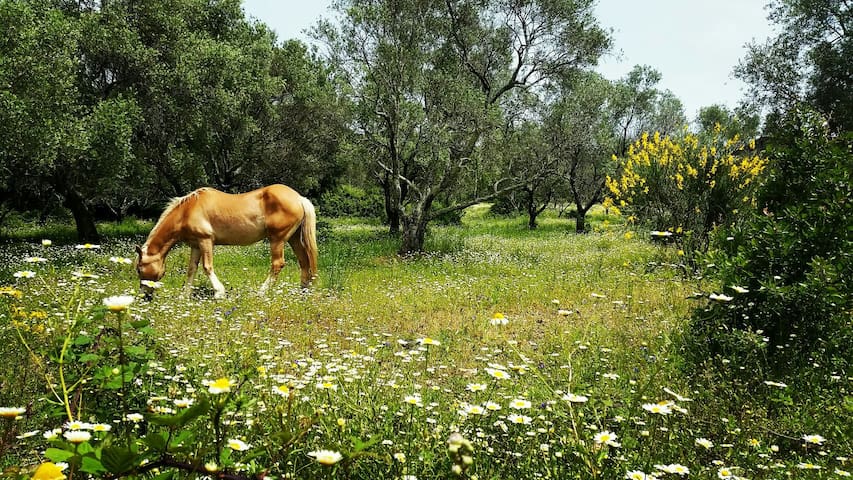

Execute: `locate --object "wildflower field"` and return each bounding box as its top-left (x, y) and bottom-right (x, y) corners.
top-left (0, 207), bottom-right (850, 479)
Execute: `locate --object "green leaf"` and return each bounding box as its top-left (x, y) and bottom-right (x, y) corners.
top-left (350, 435), bottom-right (380, 453)
top-left (78, 353), bottom-right (101, 362)
top-left (168, 430), bottom-right (198, 454)
top-left (143, 432), bottom-right (168, 452)
top-left (104, 375), bottom-right (124, 390)
top-left (77, 441), bottom-right (95, 455)
top-left (73, 335), bottom-right (92, 346)
top-left (102, 446), bottom-right (138, 474)
top-left (125, 345), bottom-right (149, 358)
top-left (146, 413), bottom-right (180, 427)
top-left (81, 455), bottom-right (107, 474)
top-left (91, 307), bottom-right (107, 324)
top-left (45, 447), bottom-right (75, 462)
top-left (148, 398), bottom-right (209, 428)
top-left (219, 447), bottom-right (232, 464)
top-left (130, 319), bottom-right (150, 329)
top-left (272, 430), bottom-right (294, 445)
top-left (176, 398), bottom-right (210, 425)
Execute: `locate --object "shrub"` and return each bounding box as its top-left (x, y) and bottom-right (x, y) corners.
top-left (318, 185), bottom-right (386, 220)
top-left (429, 200), bottom-right (464, 225)
top-left (682, 109), bottom-right (853, 382)
top-left (488, 192), bottom-right (523, 216)
top-left (605, 128), bottom-right (768, 260)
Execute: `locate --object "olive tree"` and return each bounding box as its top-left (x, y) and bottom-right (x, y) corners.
top-left (318, 0), bottom-right (610, 253)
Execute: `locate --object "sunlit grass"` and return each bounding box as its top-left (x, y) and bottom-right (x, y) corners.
top-left (0, 209), bottom-right (849, 479)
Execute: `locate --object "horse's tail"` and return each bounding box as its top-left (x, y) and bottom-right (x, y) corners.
top-left (299, 196), bottom-right (319, 283)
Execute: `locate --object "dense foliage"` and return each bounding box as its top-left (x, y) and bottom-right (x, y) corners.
top-left (318, 0), bottom-right (612, 252)
top-left (489, 66), bottom-right (687, 233)
top-left (0, 0), bottom-right (851, 476)
top-left (684, 110), bottom-right (852, 380)
top-left (319, 185), bottom-right (387, 220)
top-left (736, 0), bottom-right (852, 133)
top-left (0, 0), bottom-right (347, 241)
top-left (679, 0), bottom-right (853, 390)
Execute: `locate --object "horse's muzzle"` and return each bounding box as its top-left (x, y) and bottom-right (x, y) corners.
top-left (139, 284), bottom-right (155, 301)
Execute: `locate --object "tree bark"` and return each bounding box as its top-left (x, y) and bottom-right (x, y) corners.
top-left (575, 205), bottom-right (588, 233)
top-left (387, 203), bottom-right (400, 234)
top-left (527, 213), bottom-right (539, 230)
top-left (63, 188), bottom-right (100, 242)
top-left (399, 212), bottom-right (427, 254)
top-left (381, 173), bottom-right (400, 234)
top-left (526, 188), bottom-right (539, 230)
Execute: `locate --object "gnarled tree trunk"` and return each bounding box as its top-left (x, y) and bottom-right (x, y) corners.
top-left (63, 188), bottom-right (100, 242)
top-left (399, 213), bottom-right (428, 254)
top-left (398, 193), bottom-right (433, 254)
top-left (575, 207), bottom-right (588, 233)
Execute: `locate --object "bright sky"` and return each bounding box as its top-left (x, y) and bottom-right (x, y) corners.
top-left (241, 0), bottom-right (775, 120)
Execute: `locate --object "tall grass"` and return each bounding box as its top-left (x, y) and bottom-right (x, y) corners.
top-left (0, 209), bottom-right (848, 479)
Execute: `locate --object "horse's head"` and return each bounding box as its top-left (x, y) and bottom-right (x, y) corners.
top-left (135, 245), bottom-right (165, 298)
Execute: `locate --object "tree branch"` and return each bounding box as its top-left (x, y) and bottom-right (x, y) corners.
top-left (445, 0), bottom-right (492, 94)
top-left (377, 159), bottom-right (421, 196)
top-left (427, 178), bottom-right (526, 220)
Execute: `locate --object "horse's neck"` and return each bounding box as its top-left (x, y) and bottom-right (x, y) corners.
top-left (145, 213), bottom-right (180, 257)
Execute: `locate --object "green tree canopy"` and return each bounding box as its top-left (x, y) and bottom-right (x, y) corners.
top-left (736, 0), bottom-right (852, 132)
top-left (0, 0), bottom-right (346, 239)
top-left (0, 0), bottom-right (140, 240)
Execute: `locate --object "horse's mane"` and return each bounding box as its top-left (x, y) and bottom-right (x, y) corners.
top-left (152, 188), bottom-right (209, 229)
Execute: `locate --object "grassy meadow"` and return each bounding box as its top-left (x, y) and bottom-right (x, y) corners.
top-left (0, 206), bottom-right (849, 479)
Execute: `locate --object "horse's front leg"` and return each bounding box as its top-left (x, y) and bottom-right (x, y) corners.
top-left (184, 247), bottom-right (201, 298)
top-left (199, 239), bottom-right (226, 299)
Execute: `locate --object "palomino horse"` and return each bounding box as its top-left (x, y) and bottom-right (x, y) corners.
top-left (135, 184), bottom-right (318, 298)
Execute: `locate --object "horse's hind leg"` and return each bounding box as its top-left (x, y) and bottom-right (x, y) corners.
top-left (199, 239), bottom-right (226, 299)
top-left (289, 234), bottom-right (313, 288)
top-left (184, 247), bottom-right (201, 298)
top-left (260, 236), bottom-right (286, 294)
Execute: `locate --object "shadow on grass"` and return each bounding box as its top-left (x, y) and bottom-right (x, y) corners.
top-left (0, 217), bottom-right (152, 245)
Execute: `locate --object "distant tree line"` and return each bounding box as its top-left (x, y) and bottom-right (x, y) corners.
top-left (1, 0), bottom-right (849, 262)
top-left (1, 0), bottom-right (684, 250)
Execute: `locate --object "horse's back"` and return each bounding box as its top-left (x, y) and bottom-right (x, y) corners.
top-left (190, 185), bottom-right (306, 245)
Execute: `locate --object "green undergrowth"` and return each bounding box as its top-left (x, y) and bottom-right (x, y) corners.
top-left (0, 209), bottom-right (848, 479)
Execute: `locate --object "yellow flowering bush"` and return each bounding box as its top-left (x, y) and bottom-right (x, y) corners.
top-left (605, 125), bottom-right (768, 258)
